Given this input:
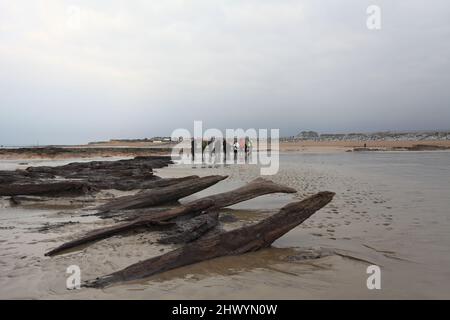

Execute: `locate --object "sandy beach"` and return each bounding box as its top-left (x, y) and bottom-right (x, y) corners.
top-left (1, 139), bottom-right (449, 160)
top-left (1, 149), bottom-right (449, 299)
top-left (278, 140), bottom-right (450, 153)
top-left (0, 146), bottom-right (172, 160)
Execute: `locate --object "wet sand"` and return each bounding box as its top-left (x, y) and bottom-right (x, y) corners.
top-left (0, 152), bottom-right (450, 299)
top-left (0, 147), bottom-right (171, 160)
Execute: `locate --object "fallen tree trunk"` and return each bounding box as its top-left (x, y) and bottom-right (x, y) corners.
top-left (45, 199), bottom-right (216, 256)
top-left (189, 177), bottom-right (297, 210)
top-left (45, 178), bottom-right (296, 256)
top-left (0, 181), bottom-right (95, 196)
top-left (83, 191), bottom-right (335, 288)
top-left (87, 175), bottom-right (200, 192)
top-left (108, 175), bottom-right (199, 191)
top-left (44, 219), bottom-right (174, 257)
top-left (100, 177), bottom-right (297, 221)
top-left (95, 175), bottom-right (227, 213)
top-left (0, 175), bottom-right (200, 198)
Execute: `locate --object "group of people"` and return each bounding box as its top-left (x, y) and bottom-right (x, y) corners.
top-left (190, 137), bottom-right (253, 162)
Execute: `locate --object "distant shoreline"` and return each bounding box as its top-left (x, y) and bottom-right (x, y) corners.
top-left (0, 146), bottom-right (172, 160)
top-left (1, 139), bottom-right (450, 160)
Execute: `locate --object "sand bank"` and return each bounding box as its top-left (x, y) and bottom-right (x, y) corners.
top-left (0, 146), bottom-right (171, 160)
top-left (279, 140), bottom-right (450, 153)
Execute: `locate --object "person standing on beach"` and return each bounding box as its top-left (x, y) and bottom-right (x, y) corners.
top-left (245, 136), bottom-right (253, 154)
top-left (212, 137), bottom-right (220, 163)
top-left (191, 138), bottom-right (195, 161)
top-left (209, 136), bottom-right (215, 162)
top-left (244, 136), bottom-right (253, 162)
top-left (223, 138), bottom-right (227, 162)
top-left (233, 139), bottom-right (239, 162)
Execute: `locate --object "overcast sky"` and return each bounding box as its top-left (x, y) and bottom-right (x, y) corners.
top-left (1, 0), bottom-right (449, 145)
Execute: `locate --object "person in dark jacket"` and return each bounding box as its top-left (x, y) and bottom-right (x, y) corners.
top-left (222, 138), bottom-right (227, 162)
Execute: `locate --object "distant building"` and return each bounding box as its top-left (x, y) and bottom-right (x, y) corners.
top-left (320, 134), bottom-right (345, 141)
top-left (296, 131), bottom-right (319, 140)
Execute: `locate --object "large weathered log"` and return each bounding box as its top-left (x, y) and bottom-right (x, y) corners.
top-left (0, 176), bottom-right (198, 197)
top-left (102, 177), bottom-right (297, 221)
top-left (95, 175), bottom-right (227, 213)
top-left (84, 191), bottom-right (335, 288)
top-left (44, 219), bottom-right (174, 257)
top-left (45, 178), bottom-right (296, 256)
top-left (45, 199), bottom-right (215, 256)
top-left (190, 177), bottom-right (297, 210)
top-left (90, 175), bottom-right (199, 192)
top-left (0, 181), bottom-right (95, 196)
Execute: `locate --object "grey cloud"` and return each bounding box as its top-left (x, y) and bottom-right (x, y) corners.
top-left (0, 0), bottom-right (449, 145)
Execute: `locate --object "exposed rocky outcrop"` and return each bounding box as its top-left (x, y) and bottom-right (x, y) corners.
top-left (0, 156), bottom-right (175, 196)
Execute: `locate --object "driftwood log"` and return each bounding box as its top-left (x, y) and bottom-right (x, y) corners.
top-left (188, 177), bottom-right (297, 211)
top-left (97, 177), bottom-right (297, 220)
top-left (0, 181), bottom-right (95, 197)
top-left (45, 178), bottom-right (296, 256)
top-left (45, 199), bottom-right (215, 256)
top-left (0, 176), bottom-right (201, 198)
top-left (84, 191), bottom-right (335, 288)
top-left (95, 175), bottom-right (227, 213)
